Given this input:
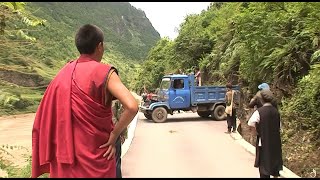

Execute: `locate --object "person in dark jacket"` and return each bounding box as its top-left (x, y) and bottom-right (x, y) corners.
top-left (247, 89), bottom-right (283, 178)
top-left (248, 83), bottom-right (278, 109)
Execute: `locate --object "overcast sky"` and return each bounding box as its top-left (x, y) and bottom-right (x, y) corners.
top-left (129, 2), bottom-right (211, 40)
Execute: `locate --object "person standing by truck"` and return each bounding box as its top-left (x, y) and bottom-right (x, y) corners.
top-left (177, 68), bottom-right (185, 75)
top-left (224, 83), bottom-right (239, 133)
top-left (195, 67), bottom-right (201, 86)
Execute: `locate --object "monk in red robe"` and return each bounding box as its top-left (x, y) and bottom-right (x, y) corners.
top-left (32, 24), bottom-right (138, 178)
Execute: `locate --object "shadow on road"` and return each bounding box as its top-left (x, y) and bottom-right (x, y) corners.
top-left (140, 116), bottom-right (225, 123)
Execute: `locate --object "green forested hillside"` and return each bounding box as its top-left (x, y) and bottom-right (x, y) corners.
top-left (27, 2), bottom-right (159, 61)
top-left (134, 2), bottom-right (320, 177)
top-left (0, 2), bottom-right (160, 115)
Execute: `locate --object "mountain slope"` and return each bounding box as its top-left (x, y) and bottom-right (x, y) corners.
top-left (27, 2), bottom-right (160, 61)
top-left (0, 2), bottom-right (160, 115)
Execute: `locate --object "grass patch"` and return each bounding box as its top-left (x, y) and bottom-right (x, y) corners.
top-left (0, 85), bottom-right (43, 116)
top-left (0, 155), bottom-right (49, 178)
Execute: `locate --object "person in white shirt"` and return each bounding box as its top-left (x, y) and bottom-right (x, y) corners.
top-left (247, 89), bottom-right (283, 178)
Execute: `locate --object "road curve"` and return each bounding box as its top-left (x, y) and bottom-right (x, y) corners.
top-left (122, 112), bottom-right (259, 178)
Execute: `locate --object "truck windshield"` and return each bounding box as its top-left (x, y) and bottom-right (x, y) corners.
top-left (160, 78), bottom-right (171, 91)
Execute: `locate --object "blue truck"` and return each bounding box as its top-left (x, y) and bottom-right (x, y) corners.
top-left (140, 74), bottom-right (239, 123)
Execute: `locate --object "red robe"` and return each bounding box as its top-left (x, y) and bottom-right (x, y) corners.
top-left (32, 55), bottom-right (116, 178)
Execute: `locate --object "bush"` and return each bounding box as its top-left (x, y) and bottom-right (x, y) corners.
top-left (0, 91), bottom-right (34, 110)
top-left (281, 63), bottom-right (320, 143)
top-left (270, 64), bottom-right (320, 178)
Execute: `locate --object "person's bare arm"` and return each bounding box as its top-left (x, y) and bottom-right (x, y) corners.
top-left (108, 72), bottom-right (138, 136)
top-left (248, 96), bottom-right (257, 108)
top-left (99, 71), bottom-right (138, 159)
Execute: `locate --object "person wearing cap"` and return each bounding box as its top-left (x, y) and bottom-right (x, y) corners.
top-left (247, 89), bottom-right (283, 178)
top-left (248, 83), bottom-right (278, 109)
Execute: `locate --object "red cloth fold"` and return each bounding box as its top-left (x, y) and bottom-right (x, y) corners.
top-left (32, 60), bottom-right (76, 177)
top-left (32, 56), bottom-right (115, 178)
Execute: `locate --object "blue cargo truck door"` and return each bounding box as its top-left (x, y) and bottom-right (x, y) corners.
top-left (169, 78), bottom-right (190, 109)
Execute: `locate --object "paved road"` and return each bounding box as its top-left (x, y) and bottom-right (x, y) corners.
top-left (122, 112), bottom-right (259, 178)
top-left (0, 111), bottom-right (260, 178)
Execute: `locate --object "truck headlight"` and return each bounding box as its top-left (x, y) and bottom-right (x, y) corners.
top-left (151, 95), bottom-right (158, 101)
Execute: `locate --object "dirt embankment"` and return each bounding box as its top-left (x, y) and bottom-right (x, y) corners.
top-left (0, 68), bottom-right (49, 87)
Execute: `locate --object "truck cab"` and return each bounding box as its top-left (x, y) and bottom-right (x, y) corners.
top-left (158, 75), bottom-right (191, 110)
top-left (140, 74), bottom-right (239, 123)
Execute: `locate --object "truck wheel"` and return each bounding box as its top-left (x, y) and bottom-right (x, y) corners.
top-left (197, 111), bottom-right (210, 118)
top-left (152, 107), bottom-right (167, 123)
top-left (212, 105), bottom-right (226, 121)
top-left (144, 112), bottom-right (152, 120)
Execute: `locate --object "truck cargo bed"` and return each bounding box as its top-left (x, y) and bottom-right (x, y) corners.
top-left (191, 86), bottom-right (226, 105)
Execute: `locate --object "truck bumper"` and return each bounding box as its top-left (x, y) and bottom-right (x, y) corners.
top-left (139, 106), bottom-right (151, 114)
